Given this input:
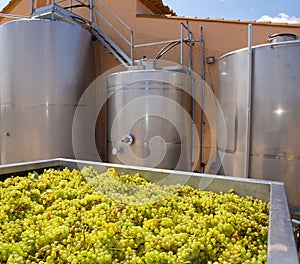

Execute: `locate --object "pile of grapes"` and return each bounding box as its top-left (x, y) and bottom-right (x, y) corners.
top-left (0, 167), bottom-right (269, 264)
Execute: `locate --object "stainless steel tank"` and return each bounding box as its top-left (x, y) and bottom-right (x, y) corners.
top-left (106, 61), bottom-right (193, 171)
top-left (0, 19), bottom-right (91, 164)
top-left (217, 39), bottom-right (300, 215)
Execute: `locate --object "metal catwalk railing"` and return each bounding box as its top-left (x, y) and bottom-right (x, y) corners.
top-left (0, 0), bottom-right (195, 67)
top-left (29, 0), bottom-right (133, 66)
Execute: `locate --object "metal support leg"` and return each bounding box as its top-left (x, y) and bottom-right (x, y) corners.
top-left (51, 0), bottom-right (55, 20)
top-left (30, 0), bottom-right (34, 16)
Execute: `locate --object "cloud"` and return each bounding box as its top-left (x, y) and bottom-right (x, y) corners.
top-left (257, 13), bottom-right (300, 24)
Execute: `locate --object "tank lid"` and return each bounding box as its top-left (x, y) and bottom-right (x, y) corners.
top-left (127, 58), bottom-right (156, 71)
top-left (127, 59), bottom-right (186, 72)
top-left (267, 32), bottom-right (298, 43)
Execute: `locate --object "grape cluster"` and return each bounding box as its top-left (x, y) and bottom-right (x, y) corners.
top-left (0, 167), bottom-right (269, 263)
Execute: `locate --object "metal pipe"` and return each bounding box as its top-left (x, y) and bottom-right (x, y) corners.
top-left (154, 41), bottom-right (180, 61)
top-left (51, 0), bottom-right (55, 20)
top-left (134, 39), bottom-right (183, 48)
top-left (89, 0), bottom-right (93, 24)
top-left (96, 0), bottom-right (132, 31)
top-left (181, 22), bottom-right (192, 34)
top-left (30, 0), bottom-right (34, 16)
top-left (93, 8), bottom-right (131, 46)
top-left (99, 42), bottom-right (107, 161)
top-left (130, 30), bottom-right (134, 65)
top-left (244, 24), bottom-right (253, 178)
top-left (187, 22), bottom-right (195, 171)
top-left (0, 13), bottom-right (31, 19)
top-left (74, 0), bottom-right (85, 5)
top-left (180, 23), bottom-right (183, 65)
top-left (187, 22), bottom-right (192, 70)
top-left (200, 26), bottom-right (205, 172)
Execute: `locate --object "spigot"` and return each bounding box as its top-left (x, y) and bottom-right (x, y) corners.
top-left (122, 134), bottom-right (134, 145)
top-left (112, 148), bottom-right (119, 156)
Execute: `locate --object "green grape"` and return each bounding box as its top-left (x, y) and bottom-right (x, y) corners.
top-left (0, 167), bottom-right (269, 263)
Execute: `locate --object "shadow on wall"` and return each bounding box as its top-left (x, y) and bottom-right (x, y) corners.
top-left (35, 0), bottom-right (52, 8)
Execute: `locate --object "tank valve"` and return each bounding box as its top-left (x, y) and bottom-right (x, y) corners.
top-left (112, 148), bottom-right (118, 156)
top-left (122, 134), bottom-right (134, 145)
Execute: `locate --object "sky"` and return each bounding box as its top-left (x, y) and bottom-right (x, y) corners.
top-left (0, 1), bottom-right (9, 11)
top-left (162, 0), bottom-right (300, 23)
top-left (1, 0), bottom-right (300, 23)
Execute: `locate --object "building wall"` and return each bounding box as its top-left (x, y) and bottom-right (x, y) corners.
top-left (1, 0), bottom-right (300, 170)
top-left (136, 0), bottom-right (154, 15)
top-left (0, 0), bottom-right (29, 23)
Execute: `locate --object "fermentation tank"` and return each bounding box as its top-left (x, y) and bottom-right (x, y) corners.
top-left (0, 20), bottom-right (91, 164)
top-left (106, 61), bottom-right (193, 171)
top-left (217, 35), bottom-right (300, 215)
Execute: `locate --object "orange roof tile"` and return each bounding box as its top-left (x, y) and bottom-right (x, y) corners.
top-left (139, 0), bottom-right (175, 16)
